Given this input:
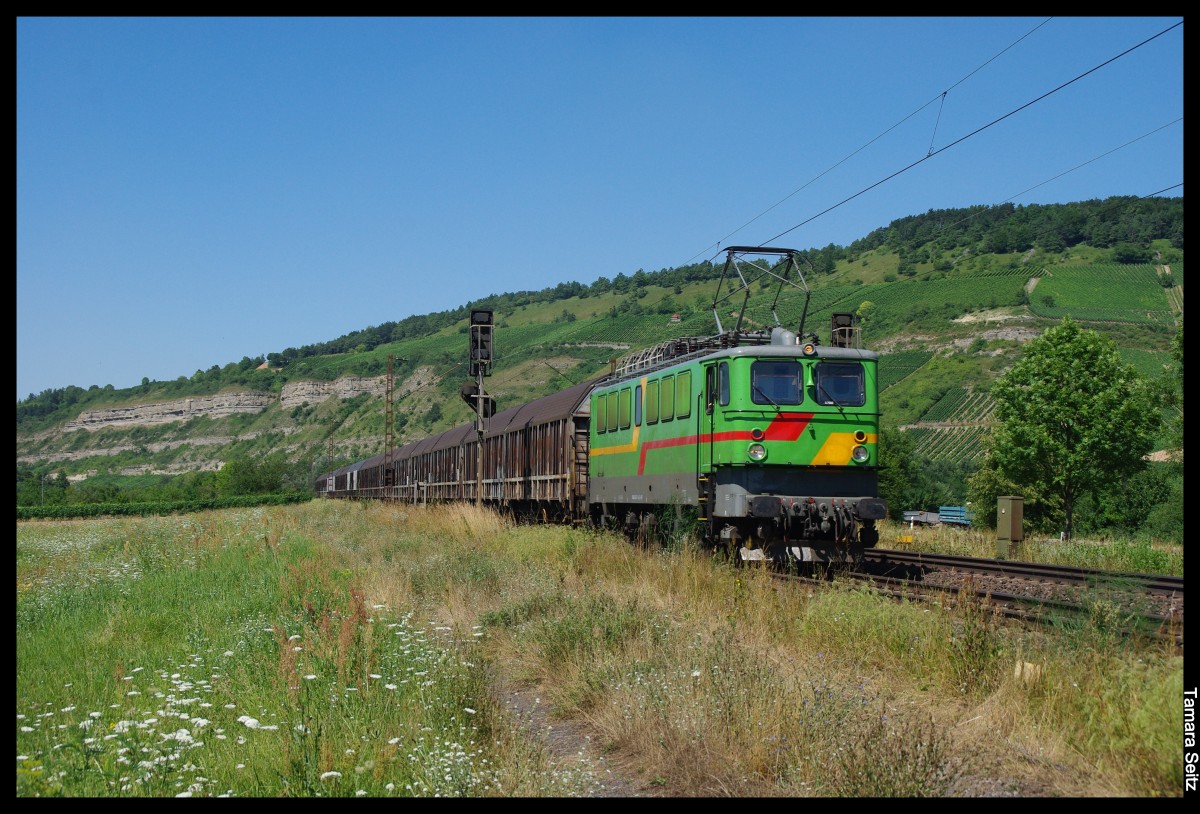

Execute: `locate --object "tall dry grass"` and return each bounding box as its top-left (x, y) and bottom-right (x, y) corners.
top-left (322, 501), bottom-right (1182, 796)
top-left (880, 520), bottom-right (1183, 575)
top-left (18, 501), bottom-right (1184, 797)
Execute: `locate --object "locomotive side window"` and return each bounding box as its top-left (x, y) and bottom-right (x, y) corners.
top-left (718, 361), bottom-right (730, 406)
top-left (595, 393), bottom-right (607, 433)
top-left (661, 375), bottom-right (675, 421)
top-left (814, 362), bottom-right (865, 406)
top-left (676, 371), bottom-right (692, 418)
top-left (606, 391), bottom-right (619, 432)
top-left (634, 385), bottom-right (642, 426)
top-left (646, 380), bottom-right (659, 424)
top-left (619, 387), bottom-right (632, 430)
top-left (751, 360), bottom-right (803, 405)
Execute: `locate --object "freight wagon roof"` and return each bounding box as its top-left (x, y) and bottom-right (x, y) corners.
top-left (485, 377), bottom-right (599, 434)
top-left (315, 458), bottom-right (372, 481)
top-left (399, 424), bottom-right (476, 460)
top-left (335, 458), bottom-right (375, 476)
top-left (384, 376), bottom-right (601, 463)
top-left (353, 452), bottom-right (387, 472)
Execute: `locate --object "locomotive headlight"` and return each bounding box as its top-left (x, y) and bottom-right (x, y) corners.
top-left (802, 343), bottom-right (817, 357)
top-left (851, 444), bottom-right (870, 463)
top-left (748, 443), bottom-right (768, 462)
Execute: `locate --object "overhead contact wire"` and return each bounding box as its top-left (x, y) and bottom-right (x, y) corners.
top-left (761, 20), bottom-right (1182, 246)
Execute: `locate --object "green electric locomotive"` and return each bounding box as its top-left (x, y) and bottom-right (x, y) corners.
top-left (587, 247), bottom-right (885, 563)
top-left (588, 324), bottom-right (885, 563)
top-left (315, 246), bottom-right (886, 564)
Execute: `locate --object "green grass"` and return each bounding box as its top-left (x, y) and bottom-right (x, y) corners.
top-left (16, 509), bottom-right (596, 797)
top-left (880, 520), bottom-right (1183, 575)
top-left (19, 503), bottom-right (1185, 797)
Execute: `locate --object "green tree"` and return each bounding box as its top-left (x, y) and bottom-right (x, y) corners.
top-left (988, 318), bottom-right (1159, 540)
top-left (1157, 322), bottom-right (1183, 456)
top-left (876, 425), bottom-right (921, 519)
top-left (215, 455), bottom-right (287, 497)
top-left (1111, 242), bottom-right (1150, 263)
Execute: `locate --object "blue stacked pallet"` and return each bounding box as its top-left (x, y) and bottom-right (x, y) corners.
top-left (938, 505), bottom-right (973, 527)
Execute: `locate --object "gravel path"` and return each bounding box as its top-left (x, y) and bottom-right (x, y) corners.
top-left (498, 682), bottom-right (656, 797)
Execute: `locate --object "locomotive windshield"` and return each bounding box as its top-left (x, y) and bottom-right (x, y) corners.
top-left (814, 361), bottom-right (865, 407)
top-left (751, 360), bottom-right (803, 405)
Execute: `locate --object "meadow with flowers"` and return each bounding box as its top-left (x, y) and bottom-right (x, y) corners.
top-left (17, 502), bottom-right (1183, 796)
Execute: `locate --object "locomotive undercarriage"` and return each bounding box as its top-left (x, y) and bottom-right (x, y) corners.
top-left (587, 468), bottom-right (886, 564)
top-left (714, 495), bottom-right (883, 565)
top-left (709, 469), bottom-right (886, 565)
top-left (589, 494), bottom-right (883, 565)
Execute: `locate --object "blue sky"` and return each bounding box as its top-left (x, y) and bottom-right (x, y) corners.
top-left (16, 16), bottom-right (1183, 401)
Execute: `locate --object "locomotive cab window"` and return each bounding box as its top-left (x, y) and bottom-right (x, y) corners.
top-left (751, 360), bottom-right (803, 405)
top-left (814, 362), bottom-right (865, 407)
top-left (634, 384), bottom-right (642, 426)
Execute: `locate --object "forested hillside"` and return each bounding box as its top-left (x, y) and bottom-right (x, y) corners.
top-left (17, 195), bottom-right (1183, 539)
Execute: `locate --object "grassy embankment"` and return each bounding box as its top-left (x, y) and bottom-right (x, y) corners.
top-left (16, 502), bottom-right (1183, 797)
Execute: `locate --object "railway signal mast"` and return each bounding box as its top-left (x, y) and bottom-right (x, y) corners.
top-left (469, 309), bottom-right (494, 507)
top-left (385, 354), bottom-right (395, 499)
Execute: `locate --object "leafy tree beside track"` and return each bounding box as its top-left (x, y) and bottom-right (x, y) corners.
top-left (974, 318), bottom-right (1160, 540)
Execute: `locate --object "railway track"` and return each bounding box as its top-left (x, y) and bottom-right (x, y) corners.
top-left (863, 548), bottom-right (1185, 595)
top-left (777, 548), bottom-right (1183, 645)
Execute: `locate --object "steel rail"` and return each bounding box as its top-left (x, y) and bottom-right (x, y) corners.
top-left (864, 548), bottom-right (1184, 594)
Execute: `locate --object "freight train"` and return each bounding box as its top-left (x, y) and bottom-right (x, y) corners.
top-left (315, 247), bottom-right (886, 564)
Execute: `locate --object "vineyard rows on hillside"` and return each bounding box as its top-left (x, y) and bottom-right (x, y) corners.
top-left (897, 386), bottom-right (998, 464)
top-left (878, 350), bottom-right (934, 391)
top-left (918, 387), bottom-right (996, 423)
top-left (906, 425), bottom-right (991, 464)
top-left (1028, 264), bottom-right (1175, 324)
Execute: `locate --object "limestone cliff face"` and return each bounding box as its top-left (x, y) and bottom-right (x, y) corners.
top-left (278, 376), bottom-right (387, 408)
top-left (58, 370), bottom-right (434, 433)
top-left (63, 392), bottom-right (277, 431)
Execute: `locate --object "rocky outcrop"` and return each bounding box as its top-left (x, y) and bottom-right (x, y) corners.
top-left (64, 393), bottom-right (276, 432)
top-left (279, 376), bottom-right (387, 408)
top-left (57, 369), bottom-right (437, 433)
top-left (279, 369), bottom-right (438, 408)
